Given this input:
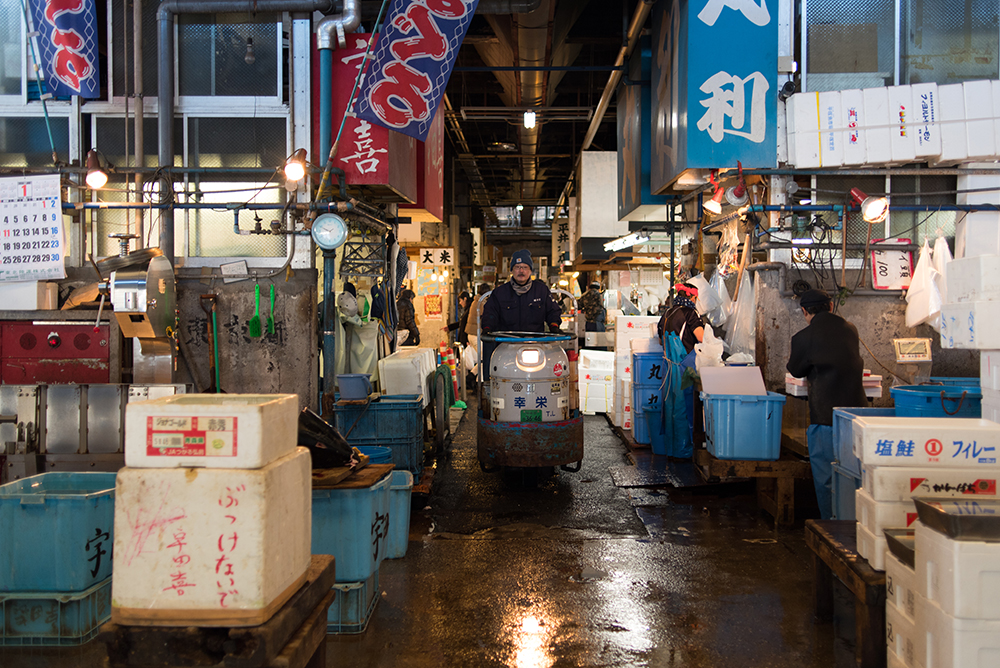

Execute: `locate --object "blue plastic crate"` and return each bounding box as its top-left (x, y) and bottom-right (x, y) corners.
top-left (0, 577), bottom-right (111, 646)
top-left (334, 395), bottom-right (425, 475)
top-left (312, 470), bottom-right (392, 583)
top-left (928, 376), bottom-right (980, 387)
top-left (831, 463), bottom-right (862, 521)
top-left (702, 392), bottom-right (786, 461)
top-left (832, 407), bottom-right (896, 476)
top-left (386, 470), bottom-right (413, 560)
top-left (327, 570), bottom-right (379, 634)
top-left (632, 351), bottom-right (667, 387)
top-left (890, 385), bottom-right (982, 418)
top-left (0, 472), bottom-right (116, 593)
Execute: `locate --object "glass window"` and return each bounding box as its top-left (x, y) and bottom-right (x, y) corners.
top-left (95, 116), bottom-right (182, 168)
top-left (110, 0), bottom-right (158, 98)
top-left (0, 4), bottom-right (22, 95)
top-left (806, 0), bottom-right (896, 91)
top-left (0, 117), bottom-right (69, 167)
top-left (900, 0), bottom-right (999, 85)
top-left (888, 173), bottom-right (959, 240)
top-left (177, 14), bottom-right (278, 97)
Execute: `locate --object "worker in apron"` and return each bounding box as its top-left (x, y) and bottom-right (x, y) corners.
top-left (657, 283), bottom-right (705, 452)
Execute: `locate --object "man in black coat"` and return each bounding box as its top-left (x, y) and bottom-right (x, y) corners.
top-left (481, 249), bottom-right (561, 334)
top-left (787, 289), bottom-right (868, 519)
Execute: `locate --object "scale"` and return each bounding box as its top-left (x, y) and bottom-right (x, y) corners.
top-left (893, 338), bottom-right (933, 383)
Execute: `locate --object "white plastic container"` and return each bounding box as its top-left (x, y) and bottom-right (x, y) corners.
top-left (983, 353), bottom-right (1000, 391)
top-left (818, 90), bottom-right (844, 167)
top-left (887, 550), bottom-right (919, 622)
top-left (954, 212), bottom-right (1000, 260)
top-left (853, 417), bottom-right (1000, 467)
top-left (629, 337), bottom-right (662, 353)
top-left (613, 316), bottom-right (660, 351)
top-left (112, 448), bottom-right (311, 626)
top-left (857, 521), bottom-right (887, 571)
top-left (841, 89), bottom-right (867, 166)
top-left (935, 84), bottom-right (968, 164)
top-left (887, 647), bottom-right (910, 668)
top-left (580, 379), bottom-right (612, 415)
top-left (916, 592), bottom-right (1000, 668)
top-left (888, 85), bottom-right (916, 163)
top-left (856, 488), bottom-right (919, 535)
top-left (963, 80), bottom-right (995, 160)
top-left (786, 92), bottom-right (820, 168)
top-left (888, 597), bottom-right (923, 667)
top-left (956, 169), bottom-right (1000, 206)
top-left (945, 255), bottom-right (1000, 303)
top-left (912, 82), bottom-right (941, 158)
top-left (378, 348), bottom-right (435, 405)
top-left (916, 521), bottom-right (1000, 620)
top-left (863, 87), bottom-right (893, 164)
top-left (579, 349), bottom-right (614, 371)
top-left (862, 465), bottom-right (998, 502)
top-left (125, 394), bottom-right (299, 469)
top-left (941, 301), bottom-right (1000, 349)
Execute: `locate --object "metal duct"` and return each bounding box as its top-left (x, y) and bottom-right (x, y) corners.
top-left (156, 0), bottom-right (334, 263)
top-left (477, 0), bottom-right (543, 14)
top-left (315, 0), bottom-right (360, 50)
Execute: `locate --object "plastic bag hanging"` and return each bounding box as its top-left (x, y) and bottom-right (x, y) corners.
top-left (905, 239), bottom-right (942, 329)
top-left (706, 270), bottom-right (732, 328)
top-left (724, 270), bottom-right (756, 359)
top-left (932, 235), bottom-right (953, 308)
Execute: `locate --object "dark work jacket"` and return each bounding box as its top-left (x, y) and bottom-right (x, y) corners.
top-left (480, 280), bottom-right (562, 333)
top-left (786, 310), bottom-right (868, 425)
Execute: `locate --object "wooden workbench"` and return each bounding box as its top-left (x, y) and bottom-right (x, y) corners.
top-left (805, 520), bottom-right (887, 668)
top-left (694, 447), bottom-right (813, 528)
top-left (100, 555), bottom-right (336, 668)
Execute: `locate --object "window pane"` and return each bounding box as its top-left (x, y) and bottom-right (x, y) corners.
top-left (0, 5), bottom-right (21, 95)
top-left (184, 183), bottom-right (287, 257)
top-left (96, 117), bottom-right (182, 168)
top-left (0, 117), bottom-right (69, 166)
top-left (806, 0), bottom-right (896, 91)
top-left (111, 0), bottom-right (158, 97)
top-left (888, 173), bottom-right (959, 240)
top-left (188, 117), bottom-right (286, 170)
top-left (178, 14), bottom-right (277, 97)
top-left (901, 0), bottom-right (999, 85)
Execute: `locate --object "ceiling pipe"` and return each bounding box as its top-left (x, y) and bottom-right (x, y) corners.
top-left (477, 0), bottom-right (543, 14)
top-left (315, 0), bottom-right (362, 162)
top-left (516, 0), bottom-right (550, 211)
top-left (157, 0), bottom-right (334, 264)
top-left (315, 0), bottom-right (359, 50)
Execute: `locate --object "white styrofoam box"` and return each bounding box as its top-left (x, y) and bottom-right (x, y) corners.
top-left (912, 82), bottom-right (942, 158)
top-left (994, 81), bottom-right (1000, 157)
top-left (956, 167), bottom-right (1000, 206)
top-left (857, 521), bottom-right (888, 571)
top-left (945, 255), bottom-right (1000, 303)
top-left (615, 354), bottom-right (631, 378)
top-left (579, 349), bottom-right (614, 371)
top-left (863, 87), bottom-right (893, 164)
top-left (629, 337), bottom-right (662, 353)
top-left (887, 550), bottom-right (919, 622)
top-left (613, 316), bottom-right (660, 351)
top-left (582, 379), bottom-right (613, 415)
top-left (984, 399), bottom-right (1000, 424)
top-left (886, 648), bottom-right (909, 668)
top-left (889, 85), bottom-right (917, 163)
top-left (862, 464), bottom-right (998, 502)
top-left (841, 89), bottom-right (867, 166)
top-left (856, 488), bottom-right (919, 536)
top-left (941, 301), bottom-right (1000, 349)
top-left (853, 416), bottom-right (1000, 468)
top-left (786, 92), bottom-right (820, 168)
top-left (112, 448), bottom-right (311, 625)
top-left (888, 598), bottom-right (923, 667)
top-left (0, 281), bottom-right (58, 310)
top-left (935, 84), bottom-right (968, 164)
top-left (125, 394), bottom-right (299, 469)
top-left (953, 211), bottom-right (1000, 260)
top-left (583, 331), bottom-right (612, 347)
top-left (963, 80), bottom-right (996, 160)
top-left (581, 368), bottom-right (613, 383)
top-left (378, 347), bottom-right (435, 405)
top-left (916, 592), bottom-right (1000, 668)
top-left (785, 382), bottom-right (808, 397)
top-left (916, 521), bottom-right (1000, 620)
top-left (817, 90), bottom-right (844, 167)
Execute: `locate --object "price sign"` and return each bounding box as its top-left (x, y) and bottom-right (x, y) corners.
top-left (871, 238), bottom-right (913, 290)
top-left (0, 174), bottom-right (65, 282)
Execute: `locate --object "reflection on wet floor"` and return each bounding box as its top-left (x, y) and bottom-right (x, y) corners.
top-left (0, 405), bottom-right (861, 668)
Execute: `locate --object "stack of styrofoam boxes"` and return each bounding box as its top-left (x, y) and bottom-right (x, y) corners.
top-left (609, 315), bottom-right (659, 431)
top-left (912, 501), bottom-right (1000, 668)
top-left (885, 539), bottom-right (920, 668)
top-left (578, 349), bottom-right (614, 415)
top-left (982, 351), bottom-right (1000, 424)
top-left (852, 415), bottom-right (1000, 571)
top-left (378, 347), bottom-right (436, 405)
top-left (785, 80), bottom-right (1000, 171)
top-left (113, 394), bottom-right (311, 627)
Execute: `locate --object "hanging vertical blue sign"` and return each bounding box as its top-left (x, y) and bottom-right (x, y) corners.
top-left (27, 0), bottom-right (100, 99)
top-left (355, 0), bottom-right (480, 142)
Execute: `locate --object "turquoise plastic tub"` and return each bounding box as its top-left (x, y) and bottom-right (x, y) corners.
top-left (334, 395), bottom-right (425, 475)
top-left (702, 392), bottom-right (786, 461)
top-left (890, 384), bottom-right (981, 418)
top-left (327, 570), bottom-right (379, 634)
top-left (0, 473), bottom-right (116, 592)
top-left (0, 577), bottom-right (111, 646)
top-left (337, 374), bottom-right (372, 400)
top-left (386, 470), bottom-right (413, 559)
top-left (312, 469), bottom-right (392, 583)
top-left (832, 407), bottom-right (896, 477)
top-left (357, 445), bottom-right (392, 464)
top-left (644, 404), bottom-right (667, 456)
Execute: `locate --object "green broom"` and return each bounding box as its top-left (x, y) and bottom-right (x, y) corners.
top-left (248, 283), bottom-right (262, 337)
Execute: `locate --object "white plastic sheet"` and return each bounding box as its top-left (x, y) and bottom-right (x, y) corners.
top-left (695, 323), bottom-right (725, 372)
top-left (705, 270), bottom-right (732, 327)
top-left (724, 271), bottom-right (756, 359)
top-left (905, 239), bottom-right (942, 329)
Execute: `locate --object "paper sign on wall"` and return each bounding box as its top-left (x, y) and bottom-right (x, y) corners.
top-left (871, 238), bottom-right (913, 290)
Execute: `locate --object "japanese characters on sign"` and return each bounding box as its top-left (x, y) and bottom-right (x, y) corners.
top-left (873, 437), bottom-right (997, 464)
top-left (145, 416), bottom-right (238, 458)
top-left (871, 238), bottom-right (913, 290)
top-left (215, 485), bottom-right (244, 608)
top-left (650, 0), bottom-right (777, 191)
top-left (356, 0), bottom-right (481, 142)
top-left (26, 0), bottom-right (100, 98)
top-left (420, 247), bottom-right (454, 266)
top-left (0, 174), bottom-right (66, 282)
top-left (550, 218), bottom-right (570, 267)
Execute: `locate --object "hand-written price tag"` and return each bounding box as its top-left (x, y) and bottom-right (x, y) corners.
top-left (0, 174), bottom-right (65, 282)
top-left (871, 238), bottom-right (913, 290)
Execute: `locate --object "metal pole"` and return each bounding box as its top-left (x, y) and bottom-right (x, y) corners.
top-left (322, 249), bottom-right (338, 395)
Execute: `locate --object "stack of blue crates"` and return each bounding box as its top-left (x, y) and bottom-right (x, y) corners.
top-left (0, 472), bottom-right (117, 646)
top-left (830, 407), bottom-right (894, 519)
top-left (631, 350), bottom-right (666, 444)
top-left (333, 394), bottom-right (425, 476)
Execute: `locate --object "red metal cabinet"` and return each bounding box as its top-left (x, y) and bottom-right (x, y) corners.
top-left (1, 322), bottom-right (111, 384)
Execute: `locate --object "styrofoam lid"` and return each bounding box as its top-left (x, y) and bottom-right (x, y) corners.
top-left (629, 337), bottom-right (663, 353)
top-left (700, 366), bottom-right (767, 395)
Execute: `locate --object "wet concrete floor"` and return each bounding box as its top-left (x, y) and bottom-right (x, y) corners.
top-left (0, 400), bottom-right (861, 667)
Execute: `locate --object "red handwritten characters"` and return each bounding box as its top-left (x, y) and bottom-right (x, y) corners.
top-left (215, 486), bottom-right (244, 607)
top-left (164, 531), bottom-right (195, 595)
top-left (41, 0), bottom-right (95, 93)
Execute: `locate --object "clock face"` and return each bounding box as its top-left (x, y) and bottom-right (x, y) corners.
top-left (311, 213), bottom-right (348, 250)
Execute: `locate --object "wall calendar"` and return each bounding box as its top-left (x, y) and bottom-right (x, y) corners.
top-left (0, 174), bottom-right (66, 282)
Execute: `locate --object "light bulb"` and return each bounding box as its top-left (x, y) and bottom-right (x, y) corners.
top-left (244, 37), bottom-right (255, 65)
top-left (85, 150), bottom-right (107, 189)
top-left (516, 203), bottom-right (524, 212)
top-left (284, 148), bottom-right (307, 182)
top-left (523, 110), bottom-right (536, 129)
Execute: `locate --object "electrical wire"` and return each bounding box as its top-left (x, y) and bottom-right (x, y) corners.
top-left (858, 335), bottom-right (912, 386)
